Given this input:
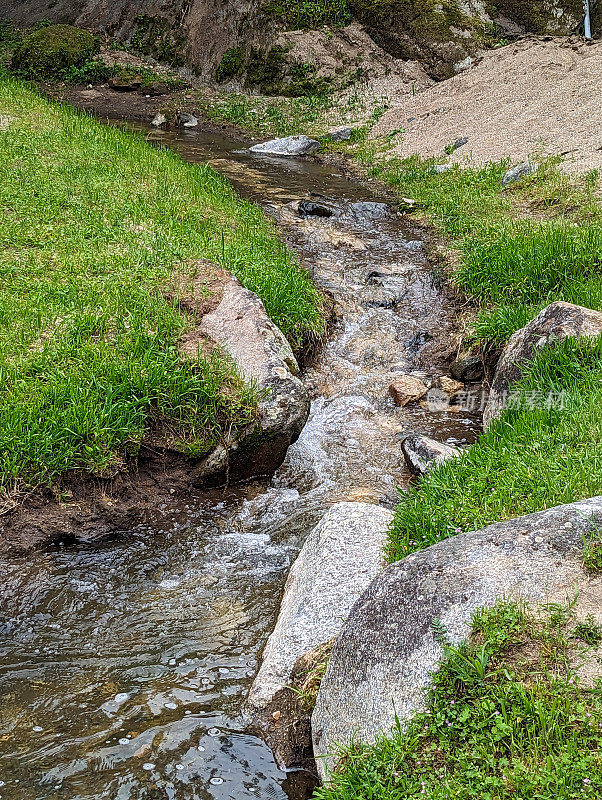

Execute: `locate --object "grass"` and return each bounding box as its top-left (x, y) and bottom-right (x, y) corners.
top-left (0, 76), bottom-right (323, 491)
top-left (387, 337), bottom-right (602, 560)
top-left (262, 0), bottom-right (351, 29)
top-left (350, 153), bottom-right (602, 562)
top-left (197, 91), bottom-right (333, 137)
top-left (315, 600), bottom-right (602, 799)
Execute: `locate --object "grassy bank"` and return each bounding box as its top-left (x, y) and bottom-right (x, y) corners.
top-left (0, 76), bottom-right (323, 491)
top-left (363, 156), bottom-right (602, 561)
top-left (315, 600), bottom-right (602, 799)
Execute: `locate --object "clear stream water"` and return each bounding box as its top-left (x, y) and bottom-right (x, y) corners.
top-left (0, 126), bottom-right (481, 800)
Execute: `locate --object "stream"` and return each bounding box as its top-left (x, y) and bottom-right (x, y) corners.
top-left (0, 125), bottom-right (481, 800)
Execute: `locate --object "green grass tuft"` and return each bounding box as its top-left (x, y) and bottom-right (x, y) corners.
top-left (314, 600), bottom-right (602, 799)
top-left (387, 337), bottom-right (602, 561)
top-left (0, 76), bottom-right (323, 489)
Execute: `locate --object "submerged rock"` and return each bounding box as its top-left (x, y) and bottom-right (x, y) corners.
top-left (401, 434), bottom-right (460, 475)
top-left (247, 501), bottom-right (392, 766)
top-left (249, 135), bottom-right (320, 157)
top-left (484, 301), bottom-right (602, 428)
top-left (312, 496), bottom-right (602, 780)
top-left (194, 276), bottom-right (310, 484)
top-left (151, 113), bottom-right (167, 127)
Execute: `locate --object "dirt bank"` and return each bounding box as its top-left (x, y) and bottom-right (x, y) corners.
top-left (373, 36), bottom-right (602, 175)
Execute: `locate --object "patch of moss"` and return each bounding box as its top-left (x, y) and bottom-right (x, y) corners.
top-left (128, 14), bottom-right (186, 66)
top-left (485, 0), bottom-right (583, 33)
top-left (245, 46), bottom-right (289, 93)
top-left (11, 24), bottom-right (96, 79)
top-left (245, 47), bottom-right (331, 97)
top-left (216, 46), bottom-right (245, 83)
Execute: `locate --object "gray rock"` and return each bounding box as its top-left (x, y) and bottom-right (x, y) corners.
top-left (432, 163), bottom-right (453, 173)
top-left (501, 160), bottom-right (538, 187)
top-left (194, 277), bottom-right (310, 482)
top-left (249, 135), bottom-right (320, 157)
top-left (328, 126), bottom-right (353, 141)
top-left (151, 112), bottom-right (167, 127)
top-left (484, 301), bottom-right (602, 428)
top-left (401, 434), bottom-right (460, 475)
top-left (178, 112), bottom-right (198, 128)
top-left (450, 355), bottom-right (483, 383)
top-left (312, 497), bottom-right (602, 779)
top-left (247, 502), bottom-right (392, 712)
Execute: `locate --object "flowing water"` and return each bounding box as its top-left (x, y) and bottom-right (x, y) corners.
top-left (0, 126), bottom-right (481, 800)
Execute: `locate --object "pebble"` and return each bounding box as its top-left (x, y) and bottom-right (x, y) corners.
top-left (197, 745), bottom-right (206, 752)
top-left (175, 764), bottom-right (184, 770)
top-left (142, 763), bottom-right (155, 771)
top-left (32, 726), bottom-right (43, 733)
top-left (119, 738), bottom-right (130, 745)
top-left (114, 693), bottom-right (129, 703)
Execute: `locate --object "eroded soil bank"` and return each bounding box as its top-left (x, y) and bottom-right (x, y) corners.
top-left (0, 117), bottom-right (481, 799)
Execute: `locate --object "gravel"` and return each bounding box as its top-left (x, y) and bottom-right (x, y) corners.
top-left (372, 36), bottom-right (602, 175)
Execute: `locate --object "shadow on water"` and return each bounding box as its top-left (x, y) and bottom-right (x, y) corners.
top-left (0, 123), bottom-right (481, 799)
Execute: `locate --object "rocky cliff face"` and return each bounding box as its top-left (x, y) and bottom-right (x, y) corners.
top-left (0, 0), bottom-right (592, 82)
top-left (0, 0), bottom-right (265, 78)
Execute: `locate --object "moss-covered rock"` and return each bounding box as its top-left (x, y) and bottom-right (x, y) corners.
top-left (128, 14), bottom-right (186, 67)
top-left (486, 0), bottom-right (583, 33)
top-left (244, 46), bottom-right (332, 96)
top-left (11, 24), bottom-right (96, 79)
top-left (216, 46), bottom-right (246, 82)
top-left (348, 0), bottom-right (487, 78)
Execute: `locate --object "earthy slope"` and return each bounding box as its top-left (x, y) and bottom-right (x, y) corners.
top-left (373, 36), bottom-right (602, 174)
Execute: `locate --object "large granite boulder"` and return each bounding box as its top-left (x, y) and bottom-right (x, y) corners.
top-left (246, 502), bottom-right (392, 766)
top-left (312, 496), bottom-right (602, 779)
top-left (194, 276), bottom-right (310, 483)
top-left (484, 301), bottom-right (602, 429)
top-left (249, 135), bottom-right (320, 157)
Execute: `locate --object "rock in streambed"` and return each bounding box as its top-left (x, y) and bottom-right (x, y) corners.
top-left (246, 501), bottom-right (392, 768)
top-left (192, 276), bottom-right (310, 484)
top-left (401, 434), bottom-right (460, 475)
top-left (249, 135), bottom-right (320, 156)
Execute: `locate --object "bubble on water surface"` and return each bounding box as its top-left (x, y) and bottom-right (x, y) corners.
top-left (208, 727), bottom-right (220, 737)
top-left (118, 738), bottom-right (129, 745)
top-left (142, 763), bottom-right (155, 771)
top-left (159, 578), bottom-right (180, 589)
top-left (210, 777), bottom-right (224, 785)
top-left (164, 702), bottom-right (178, 710)
top-left (32, 726), bottom-right (43, 732)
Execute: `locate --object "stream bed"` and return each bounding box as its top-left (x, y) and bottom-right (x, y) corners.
top-left (0, 125), bottom-right (480, 800)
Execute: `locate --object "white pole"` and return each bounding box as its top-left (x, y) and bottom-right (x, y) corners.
top-left (584, 0), bottom-right (592, 39)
